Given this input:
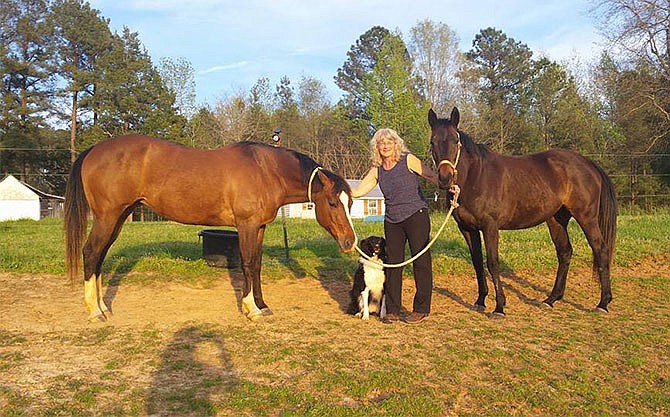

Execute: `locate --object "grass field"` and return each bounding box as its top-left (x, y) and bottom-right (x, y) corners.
top-left (0, 213), bottom-right (669, 416)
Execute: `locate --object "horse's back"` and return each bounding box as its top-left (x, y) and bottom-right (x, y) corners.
top-left (80, 135), bottom-right (282, 225)
top-left (471, 149), bottom-right (605, 229)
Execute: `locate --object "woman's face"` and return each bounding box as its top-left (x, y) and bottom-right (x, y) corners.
top-left (378, 138), bottom-right (395, 160)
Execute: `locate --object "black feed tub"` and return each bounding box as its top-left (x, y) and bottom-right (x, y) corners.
top-left (198, 229), bottom-right (240, 269)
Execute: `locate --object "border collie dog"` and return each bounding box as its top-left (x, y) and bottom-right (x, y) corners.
top-left (349, 236), bottom-right (387, 320)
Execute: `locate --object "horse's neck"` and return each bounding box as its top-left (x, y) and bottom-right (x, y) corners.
top-left (458, 148), bottom-right (483, 186)
top-left (281, 169), bottom-right (316, 204)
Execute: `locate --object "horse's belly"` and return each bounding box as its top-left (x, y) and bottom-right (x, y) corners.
top-left (143, 194), bottom-right (237, 226)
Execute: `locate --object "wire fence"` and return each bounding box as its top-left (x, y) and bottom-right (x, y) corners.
top-left (2, 149), bottom-right (669, 213)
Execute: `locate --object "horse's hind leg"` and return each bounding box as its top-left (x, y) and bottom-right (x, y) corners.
top-left (82, 217), bottom-right (118, 321)
top-left (459, 224), bottom-right (487, 310)
top-left (543, 209), bottom-right (573, 307)
top-left (481, 223), bottom-right (506, 317)
top-left (83, 208), bottom-right (132, 322)
top-left (573, 215), bottom-right (613, 312)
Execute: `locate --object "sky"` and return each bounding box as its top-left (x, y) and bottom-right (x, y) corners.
top-left (88, 0), bottom-right (605, 107)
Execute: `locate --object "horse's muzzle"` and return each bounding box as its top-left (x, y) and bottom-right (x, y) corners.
top-left (438, 170), bottom-right (454, 190)
top-left (339, 237), bottom-right (355, 253)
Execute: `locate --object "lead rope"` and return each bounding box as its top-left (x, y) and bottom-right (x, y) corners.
top-left (347, 192), bottom-right (459, 269)
top-left (307, 167), bottom-right (323, 203)
top-left (349, 135), bottom-right (463, 268)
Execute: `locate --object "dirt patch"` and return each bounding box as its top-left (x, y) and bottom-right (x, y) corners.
top-left (1, 257), bottom-right (669, 415)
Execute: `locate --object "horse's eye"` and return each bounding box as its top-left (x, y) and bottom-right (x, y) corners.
top-left (329, 199), bottom-right (338, 208)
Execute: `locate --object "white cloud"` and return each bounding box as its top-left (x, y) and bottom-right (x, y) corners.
top-left (199, 61), bottom-right (251, 74)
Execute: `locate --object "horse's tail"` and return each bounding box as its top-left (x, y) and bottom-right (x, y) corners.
top-left (595, 162), bottom-right (618, 274)
top-left (64, 148), bottom-right (92, 284)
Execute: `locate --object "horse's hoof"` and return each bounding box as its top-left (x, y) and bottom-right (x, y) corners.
top-left (260, 308), bottom-right (273, 316)
top-left (541, 301), bottom-right (553, 309)
top-left (474, 303), bottom-right (486, 312)
top-left (490, 311), bottom-right (506, 319)
top-left (595, 306), bottom-right (609, 314)
top-left (246, 310), bottom-right (264, 321)
top-left (88, 313), bottom-right (106, 323)
top-left (102, 309), bottom-right (113, 319)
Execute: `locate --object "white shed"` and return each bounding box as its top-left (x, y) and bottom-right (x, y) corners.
top-left (0, 175), bottom-right (40, 221)
top-left (281, 179), bottom-right (385, 221)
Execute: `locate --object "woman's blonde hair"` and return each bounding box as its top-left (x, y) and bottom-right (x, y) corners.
top-left (369, 128), bottom-right (408, 167)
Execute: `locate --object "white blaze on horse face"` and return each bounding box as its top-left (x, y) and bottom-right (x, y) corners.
top-left (339, 192), bottom-right (353, 226)
top-left (338, 191), bottom-right (357, 245)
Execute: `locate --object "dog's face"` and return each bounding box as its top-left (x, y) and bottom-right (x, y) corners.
top-left (360, 236), bottom-right (386, 258)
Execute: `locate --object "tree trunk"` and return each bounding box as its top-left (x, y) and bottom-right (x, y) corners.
top-left (70, 91), bottom-right (78, 163)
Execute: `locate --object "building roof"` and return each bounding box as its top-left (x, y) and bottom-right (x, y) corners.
top-left (0, 175), bottom-right (64, 201)
top-left (0, 175), bottom-right (39, 200)
top-left (346, 179), bottom-right (384, 199)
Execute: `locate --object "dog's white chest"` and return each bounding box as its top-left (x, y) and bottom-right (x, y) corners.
top-left (361, 257), bottom-right (385, 291)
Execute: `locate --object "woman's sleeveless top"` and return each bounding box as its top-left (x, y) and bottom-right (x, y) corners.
top-left (378, 154), bottom-right (427, 223)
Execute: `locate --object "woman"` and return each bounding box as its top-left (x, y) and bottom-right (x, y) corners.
top-left (352, 128), bottom-right (457, 324)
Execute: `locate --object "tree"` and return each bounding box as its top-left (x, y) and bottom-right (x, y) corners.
top-left (50, 0), bottom-right (112, 161)
top-left (364, 33), bottom-right (429, 157)
top-left (335, 26), bottom-right (394, 121)
top-left (273, 76), bottom-right (301, 148)
top-left (0, 0), bottom-right (54, 132)
top-left (592, 0), bottom-right (670, 153)
top-left (93, 27), bottom-right (182, 140)
top-left (297, 76), bottom-right (330, 159)
top-left (158, 56), bottom-right (196, 119)
top-left (408, 19), bottom-right (464, 115)
top-left (463, 27), bottom-right (535, 152)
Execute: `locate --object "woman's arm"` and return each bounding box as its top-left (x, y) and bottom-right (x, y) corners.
top-left (351, 167), bottom-right (378, 198)
top-left (406, 154), bottom-right (438, 186)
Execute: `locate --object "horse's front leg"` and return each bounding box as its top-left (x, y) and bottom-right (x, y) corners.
top-left (237, 225), bottom-right (265, 321)
top-left (459, 224), bottom-right (487, 311)
top-left (481, 223), bottom-right (506, 318)
top-left (251, 225), bottom-right (273, 316)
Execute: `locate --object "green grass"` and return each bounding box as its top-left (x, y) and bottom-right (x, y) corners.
top-left (1, 213), bottom-right (669, 280)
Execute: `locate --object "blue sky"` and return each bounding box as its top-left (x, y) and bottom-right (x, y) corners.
top-left (88, 0), bottom-right (604, 107)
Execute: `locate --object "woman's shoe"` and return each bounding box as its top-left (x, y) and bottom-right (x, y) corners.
top-left (381, 313), bottom-right (400, 324)
top-left (402, 312), bottom-right (428, 324)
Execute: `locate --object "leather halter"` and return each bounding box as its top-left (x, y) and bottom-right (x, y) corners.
top-left (436, 132), bottom-right (462, 184)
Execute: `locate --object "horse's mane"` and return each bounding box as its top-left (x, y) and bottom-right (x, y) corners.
top-left (293, 149), bottom-right (351, 195)
top-left (458, 130), bottom-right (492, 159)
top-left (235, 141), bottom-right (351, 195)
top-left (433, 117), bottom-right (491, 159)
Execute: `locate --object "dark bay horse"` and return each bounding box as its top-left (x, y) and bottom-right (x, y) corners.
top-left (429, 108), bottom-right (617, 317)
top-left (65, 135), bottom-right (355, 322)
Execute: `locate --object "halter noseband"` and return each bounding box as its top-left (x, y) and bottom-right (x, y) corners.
top-left (436, 131), bottom-right (462, 184)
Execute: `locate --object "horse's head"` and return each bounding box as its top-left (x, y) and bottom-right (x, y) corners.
top-left (428, 107), bottom-right (462, 190)
top-left (312, 170), bottom-right (356, 253)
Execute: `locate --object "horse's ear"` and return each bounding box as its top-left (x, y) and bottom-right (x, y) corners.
top-left (317, 170), bottom-right (334, 191)
top-left (450, 107), bottom-right (460, 128)
top-left (428, 108), bottom-right (438, 127)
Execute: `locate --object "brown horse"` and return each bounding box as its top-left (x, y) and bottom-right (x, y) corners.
top-left (429, 108), bottom-right (617, 317)
top-left (64, 135), bottom-right (356, 322)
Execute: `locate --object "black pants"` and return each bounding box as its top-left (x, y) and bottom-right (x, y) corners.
top-left (384, 208), bottom-right (432, 315)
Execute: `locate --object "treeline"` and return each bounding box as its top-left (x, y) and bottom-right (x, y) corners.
top-left (1, 0), bottom-right (669, 208)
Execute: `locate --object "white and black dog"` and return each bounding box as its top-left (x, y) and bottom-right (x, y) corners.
top-left (349, 236), bottom-right (387, 320)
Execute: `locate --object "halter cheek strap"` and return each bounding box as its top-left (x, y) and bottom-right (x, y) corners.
top-left (307, 166), bottom-right (323, 203)
top-left (437, 132), bottom-right (462, 183)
